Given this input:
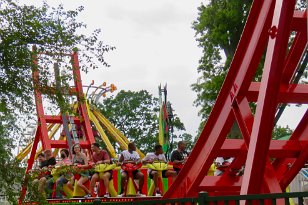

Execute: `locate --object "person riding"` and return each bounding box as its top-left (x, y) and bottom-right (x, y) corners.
top-left (170, 141), bottom-right (189, 174)
top-left (69, 144), bottom-right (92, 198)
top-left (89, 143), bottom-right (112, 198)
top-left (33, 149), bottom-right (56, 198)
top-left (119, 142), bottom-right (145, 197)
top-left (142, 144), bottom-right (177, 196)
top-left (33, 153), bottom-right (45, 169)
top-left (55, 149), bottom-right (72, 199)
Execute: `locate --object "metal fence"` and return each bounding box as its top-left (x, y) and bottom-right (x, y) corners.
top-left (50, 191), bottom-right (308, 205)
top-left (199, 191), bottom-right (308, 205)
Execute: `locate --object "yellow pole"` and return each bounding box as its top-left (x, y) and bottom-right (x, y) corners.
top-left (89, 110), bottom-right (117, 158)
top-left (92, 108), bottom-right (145, 158)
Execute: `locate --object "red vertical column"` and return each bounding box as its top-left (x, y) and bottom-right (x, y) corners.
top-left (113, 170), bottom-right (118, 193)
top-left (32, 46), bottom-right (50, 150)
top-left (240, 0), bottom-right (296, 195)
top-left (71, 51), bottom-right (95, 145)
top-left (141, 168), bottom-right (147, 195)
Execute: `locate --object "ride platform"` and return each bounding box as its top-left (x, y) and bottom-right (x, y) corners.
top-left (46, 196), bottom-right (161, 204)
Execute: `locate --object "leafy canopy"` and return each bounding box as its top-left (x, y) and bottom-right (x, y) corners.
top-left (97, 90), bottom-right (185, 153)
top-left (192, 0), bottom-right (252, 122)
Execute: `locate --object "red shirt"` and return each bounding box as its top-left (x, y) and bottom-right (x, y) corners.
top-left (92, 150), bottom-right (110, 163)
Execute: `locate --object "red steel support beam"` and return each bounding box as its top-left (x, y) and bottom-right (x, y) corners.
top-left (71, 51), bottom-right (95, 145)
top-left (232, 97), bottom-right (283, 194)
top-left (50, 140), bottom-right (90, 148)
top-left (273, 110), bottom-right (308, 189)
top-left (240, 0), bottom-right (296, 195)
top-left (219, 139), bottom-right (306, 158)
top-left (281, 31), bottom-right (307, 83)
top-left (291, 10), bottom-right (307, 31)
top-left (164, 0), bottom-right (275, 198)
top-left (44, 115), bottom-right (80, 124)
top-left (199, 176), bottom-right (242, 192)
top-left (247, 83), bottom-right (308, 103)
top-left (32, 47), bottom-right (50, 150)
top-left (19, 127), bottom-right (41, 203)
top-left (232, 98), bottom-right (253, 144)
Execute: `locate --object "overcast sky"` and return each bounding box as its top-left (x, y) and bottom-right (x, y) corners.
top-left (23, 0), bottom-right (307, 137)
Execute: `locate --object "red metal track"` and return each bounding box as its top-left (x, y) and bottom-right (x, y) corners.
top-left (164, 0), bottom-right (307, 198)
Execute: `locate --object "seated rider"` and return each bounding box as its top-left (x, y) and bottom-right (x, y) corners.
top-left (34, 149), bottom-right (56, 198)
top-left (142, 144), bottom-right (177, 196)
top-left (33, 153), bottom-right (45, 169)
top-left (55, 149), bottom-right (72, 199)
top-left (170, 141), bottom-right (189, 174)
top-left (69, 144), bottom-right (92, 198)
top-left (89, 143), bottom-right (112, 198)
top-left (119, 142), bottom-right (145, 197)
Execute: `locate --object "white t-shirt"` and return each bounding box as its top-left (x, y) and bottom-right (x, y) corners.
top-left (143, 152), bottom-right (166, 162)
top-left (121, 150), bottom-right (140, 161)
top-left (143, 153), bottom-right (166, 174)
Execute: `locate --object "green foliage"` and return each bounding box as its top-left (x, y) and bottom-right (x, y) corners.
top-left (97, 90), bottom-right (186, 153)
top-left (181, 133), bottom-right (195, 152)
top-left (272, 125), bottom-right (293, 140)
top-left (192, 0), bottom-right (252, 122)
top-left (0, 112), bottom-right (25, 204)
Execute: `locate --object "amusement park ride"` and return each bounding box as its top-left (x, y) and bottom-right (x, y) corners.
top-left (17, 0), bottom-right (307, 204)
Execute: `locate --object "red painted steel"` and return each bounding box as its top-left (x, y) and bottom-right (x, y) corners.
top-left (28, 49), bottom-right (94, 154)
top-left (32, 47), bottom-right (51, 150)
top-left (20, 49), bottom-right (97, 202)
top-left (241, 0), bottom-right (296, 194)
top-left (164, 0), bottom-right (308, 199)
top-left (71, 51), bottom-right (95, 145)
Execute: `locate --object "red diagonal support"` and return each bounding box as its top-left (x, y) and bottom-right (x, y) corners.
top-left (32, 47), bottom-right (50, 150)
top-left (71, 51), bottom-right (95, 145)
top-left (240, 0), bottom-right (296, 195)
top-left (281, 30), bottom-right (307, 83)
top-left (232, 97), bottom-right (282, 194)
top-left (291, 11), bottom-right (307, 31)
top-left (274, 110), bottom-right (308, 189)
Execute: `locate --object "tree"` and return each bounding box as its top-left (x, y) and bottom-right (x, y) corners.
top-left (272, 125), bottom-right (293, 140)
top-left (192, 0), bottom-right (307, 134)
top-left (97, 90), bottom-right (185, 153)
top-left (192, 0), bottom-right (252, 123)
top-left (0, 1), bottom-right (114, 203)
top-left (180, 133), bottom-right (195, 152)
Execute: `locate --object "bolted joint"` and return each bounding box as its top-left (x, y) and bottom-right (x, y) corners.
top-left (268, 26), bottom-right (278, 39)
